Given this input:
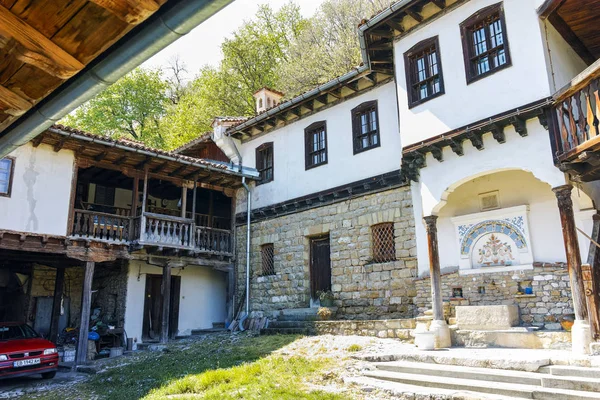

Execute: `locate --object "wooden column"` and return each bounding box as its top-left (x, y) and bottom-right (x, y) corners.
top-left (66, 161), bottom-right (79, 235)
top-left (424, 215), bottom-right (444, 321)
top-left (191, 181), bottom-right (197, 220)
top-left (553, 185), bottom-right (589, 322)
top-left (131, 176), bottom-right (139, 216)
top-left (181, 187), bottom-right (188, 218)
top-left (208, 191), bottom-right (214, 227)
top-left (140, 169), bottom-right (149, 241)
top-left (49, 268), bottom-right (65, 343)
top-left (585, 213), bottom-right (600, 339)
top-left (76, 261), bottom-right (95, 365)
top-left (160, 263), bottom-right (172, 344)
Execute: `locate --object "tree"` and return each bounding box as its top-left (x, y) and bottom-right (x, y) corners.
top-left (61, 68), bottom-right (169, 147)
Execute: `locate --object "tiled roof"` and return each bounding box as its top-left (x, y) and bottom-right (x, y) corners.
top-left (50, 124), bottom-right (229, 170)
top-left (253, 87), bottom-right (285, 97)
top-left (172, 132), bottom-right (213, 154)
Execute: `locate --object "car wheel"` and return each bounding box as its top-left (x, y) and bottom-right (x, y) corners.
top-left (41, 371), bottom-right (56, 379)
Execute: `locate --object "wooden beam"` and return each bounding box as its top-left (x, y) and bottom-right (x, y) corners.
top-left (538, 0), bottom-right (566, 19)
top-left (94, 151), bottom-right (108, 162)
top-left (135, 156), bottom-right (151, 170)
top-left (431, 0), bottom-right (446, 9)
top-left (0, 5), bottom-right (84, 79)
top-left (53, 138), bottom-right (66, 153)
top-left (169, 165), bottom-right (187, 177)
top-left (31, 135), bottom-right (44, 148)
top-left (386, 18), bottom-right (404, 33)
top-left (0, 85), bottom-right (32, 116)
top-left (369, 40), bottom-right (393, 51)
top-left (114, 155), bottom-right (128, 166)
top-left (548, 13), bottom-right (595, 65)
top-left (406, 8), bottom-right (424, 23)
top-left (88, 0), bottom-right (160, 25)
top-left (76, 261), bottom-right (95, 365)
top-left (49, 268), bottom-right (65, 343)
top-left (151, 161), bottom-right (169, 173)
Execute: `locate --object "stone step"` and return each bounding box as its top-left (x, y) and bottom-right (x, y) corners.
top-left (364, 370), bottom-right (600, 400)
top-left (260, 327), bottom-right (314, 335)
top-left (540, 365), bottom-right (600, 379)
top-left (542, 375), bottom-right (600, 393)
top-left (374, 361), bottom-right (543, 386)
top-left (268, 320), bottom-right (315, 329)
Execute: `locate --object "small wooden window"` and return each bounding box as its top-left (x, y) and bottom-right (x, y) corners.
top-left (460, 2), bottom-right (511, 84)
top-left (0, 157), bottom-right (15, 197)
top-left (256, 142), bottom-right (274, 185)
top-left (261, 243), bottom-right (275, 276)
top-left (352, 101), bottom-right (380, 154)
top-left (94, 185), bottom-right (116, 206)
top-left (372, 222), bottom-right (396, 263)
top-left (305, 121), bottom-right (328, 169)
top-left (404, 36), bottom-right (445, 108)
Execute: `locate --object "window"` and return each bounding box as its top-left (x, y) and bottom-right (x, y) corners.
top-left (352, 101), bottom-right (380, 154)
top-left (305, 121), bottom-right (328, 169)
top-left (460, 2), bottom-right (511, 84)
top-left (256, 142), bottom-right (274, 185)
top-left (404, 36), bottom-right (445, 107)
top-left (261, 243), bottom-right (275, 276)
top-left (94, 185), bottom-right (116, 206)
top-left (0, 157), bottom-right (15, 197)
top-left (372, 222), bottom-right (396, 263)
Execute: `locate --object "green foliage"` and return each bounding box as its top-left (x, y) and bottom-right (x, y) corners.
top-left (347, 344), bottom-right (363, 352)
top-left (61, 68), bottom-right (169, 148)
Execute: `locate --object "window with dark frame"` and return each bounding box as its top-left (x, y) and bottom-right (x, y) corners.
top-left (256, 142), bottom-right (274, 185)
top-left (305, 121), bottom-right (327, 169)
top-left (0, 157), bottom-right (14, 197)
top-left (261, 243), bottom-right (275, 276)
top-left (352, 101), bottom-right (380, 154)
top-left (94, 184), bottom-right (116, 206)
top-left (460, 2), bottom-right (511, 84)
top-left (404, 36), bottom-right (445, 107)
top-left (372, 222), bottom-right (396, 263)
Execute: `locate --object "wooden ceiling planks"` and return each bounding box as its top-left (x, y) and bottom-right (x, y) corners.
top-left (557, 0), bottom-right (600, 59)
top-left (0, 0), bottom-right (169, 140)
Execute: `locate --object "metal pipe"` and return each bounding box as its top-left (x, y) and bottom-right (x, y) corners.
top-left (0, 0), bottom-right (234, 157)
top-left (241, 177), bottom-right (251, 316)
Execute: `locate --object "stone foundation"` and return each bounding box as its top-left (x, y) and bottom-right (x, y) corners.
top-left (236, 185), bottom-right (418, 320)
top-left (314, 318), bottom-right (416, 340)
top-left (415, 262), bottom-right (573, 330)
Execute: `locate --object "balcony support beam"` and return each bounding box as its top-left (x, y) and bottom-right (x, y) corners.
top-left (181, 187), bottom-right (187, 218)
top-left (76, 261), bottom-right (95, 365)
top-left (140, 168), bottom-right (149, 242)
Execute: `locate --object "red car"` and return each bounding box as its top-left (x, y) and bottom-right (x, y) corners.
top-left (0, 322), bottom-right (59, 380)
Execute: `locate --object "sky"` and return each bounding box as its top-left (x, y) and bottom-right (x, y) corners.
top-left (143, 0), bottom-right (326, 75)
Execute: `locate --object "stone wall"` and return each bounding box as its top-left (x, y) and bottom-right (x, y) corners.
top-left (314, 318), bottom-right (415, 340)
top-left (414, 262), bottom-right (573, 330)
top-left (236, 185), bottom-right (418, 320)
top-left (92, 261), bottom-right (128, 328)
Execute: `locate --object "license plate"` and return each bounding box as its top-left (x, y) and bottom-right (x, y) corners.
top-left (13, 358), bottom-right (40, 368)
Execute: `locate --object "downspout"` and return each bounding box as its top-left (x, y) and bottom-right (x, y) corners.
top-left (241, 177), bottom-right (251, 316)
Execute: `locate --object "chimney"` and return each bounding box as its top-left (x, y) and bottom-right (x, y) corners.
top-left (253, 87), bottom-right (284, 114)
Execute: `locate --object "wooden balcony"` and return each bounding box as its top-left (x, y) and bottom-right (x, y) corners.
top-left (71, 210), bottom-right (233, 257)
top-left (551, 60), bottom-right (600, 181)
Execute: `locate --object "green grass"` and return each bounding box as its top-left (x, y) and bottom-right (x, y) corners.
top-left (346, 344), bottom-right (362, 352)
top-left (31, 334), bottom-right (345, 400)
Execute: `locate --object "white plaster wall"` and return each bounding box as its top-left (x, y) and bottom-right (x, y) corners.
top-left (239, 82), bottom-right (401, 209)
top-left (0, 143), bottom-right (74, 236)
top-left (394, 0), bottom-right (553, 147)
top-left (540, 20), bottom-right (588, 93)
top-left (124, 260), bottom-right (227, 343)
top-left (410, 122), bottom-right (597, 275)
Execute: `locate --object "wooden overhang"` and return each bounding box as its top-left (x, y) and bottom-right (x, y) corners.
top-left (538, 0), bottom-right (600, 65)
top-left (359, 0), bottom-right (468, 76)
top-left (38, 125), bottom-right (258, 192)
top-left (0, 0), bottom-right (177, 140)
top-left (228, 71), bottom-right (394, 141)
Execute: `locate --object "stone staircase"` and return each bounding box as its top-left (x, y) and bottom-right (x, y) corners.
top-left (260, 308), bottom-right (321, 335)
top-left (361, 358), bottom-right (600, 399)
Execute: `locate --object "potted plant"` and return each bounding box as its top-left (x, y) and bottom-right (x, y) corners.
top-left (317, 307), bottom-right (333, 321)
top-left (317, 290), bottom-right (334, 307)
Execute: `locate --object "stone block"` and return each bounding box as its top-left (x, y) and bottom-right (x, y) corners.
top-left (456, 305), bottom-right (519, 330)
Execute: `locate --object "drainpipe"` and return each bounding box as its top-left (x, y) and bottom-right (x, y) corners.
top-left (241, 177), bottom-right (251, 316)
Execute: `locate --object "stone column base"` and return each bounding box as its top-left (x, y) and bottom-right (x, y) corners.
top-left (430, 319), bottom-right (451, 349)
top-left (571, 319), bottom-right (592, 354)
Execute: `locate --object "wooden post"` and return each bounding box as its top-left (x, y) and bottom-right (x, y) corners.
top-left (131, 176), bottom-right (139, 216)
top-left (424, 216), bottom-right (444, 321)
top-left (191, 181), bottom-right (197, 221)
top-left (181, 187), bottom-right (188, 218)
top-left (49, 268), bottom-right (65, 343)
top-left (585, 213), bottom-right (600, 340)
top-left (140, 169), bottom-right (149, 242)
top-left (160, 263), bottom-right (172, 344)
top-left (76, 261), bottom-right (95, 365)
top-left (66, 161), bottom-right (79, 235)
top-left (553, 185), bottom-right (589, 322)
top-left (208, 191), bottom-right (214, 227)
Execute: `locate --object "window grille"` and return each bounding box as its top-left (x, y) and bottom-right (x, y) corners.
top-left (261, 243), bottom-right (275, 276)
top-left (372, 222), bottom-right (396, 263)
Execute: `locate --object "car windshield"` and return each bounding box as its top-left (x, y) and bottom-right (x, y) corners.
top-left (0, 324), bottom-right (39, 341)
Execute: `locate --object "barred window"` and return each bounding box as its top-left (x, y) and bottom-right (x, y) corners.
top-left (460, 2), bottom-right (511, 84)
top-left (404, 36), bottom-right (444, 108)
top-left (261, 243), bottom-right (275, 276)
top-left (372, 222), bottom-right (396, 263)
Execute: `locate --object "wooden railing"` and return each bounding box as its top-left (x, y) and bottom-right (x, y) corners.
top-left (552, 60), bottom-right (600, 159)
top-left (71, 210), bottom-right (130, 243)
top-left (70, 210), bottom-right (233, 256)
top-left (195, 226), bottom-right (233, 255)
top-left (141, 212), bottom-right (194, 249)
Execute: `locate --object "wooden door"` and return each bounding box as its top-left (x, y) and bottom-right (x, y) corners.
top-left (142, 275), bottom-right (181, 341)
top-left (310, 236), bottom-right (331, 300)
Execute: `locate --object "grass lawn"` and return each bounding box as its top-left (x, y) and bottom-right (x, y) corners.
top-left (33, 334), bottom-right (348, 400)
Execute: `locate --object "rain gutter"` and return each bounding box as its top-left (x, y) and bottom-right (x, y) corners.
top-left (0, 0), bottom-right (234, 158)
